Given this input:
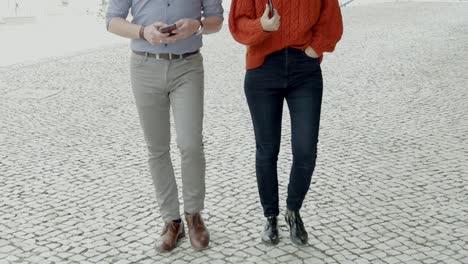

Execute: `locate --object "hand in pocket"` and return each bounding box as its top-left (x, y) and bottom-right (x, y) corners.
top-left (305, 46), bottom-right (319, 58)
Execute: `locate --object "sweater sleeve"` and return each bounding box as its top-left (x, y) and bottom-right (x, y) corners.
top-left (309, 0), bottom-right (343, 56)
top-left (229, 0), bottom-right (271, 46)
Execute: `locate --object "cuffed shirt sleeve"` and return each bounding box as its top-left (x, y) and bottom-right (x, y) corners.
top-left (202, 0), bottom-right (224, 20)
top-left (105, 0), bottom-right (132, 30)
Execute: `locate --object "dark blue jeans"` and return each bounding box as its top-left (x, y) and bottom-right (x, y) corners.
top-left (244, 48), bottom-right (323, 217)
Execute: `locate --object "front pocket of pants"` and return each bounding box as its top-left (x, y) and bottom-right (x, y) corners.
top-left (130, 53), bottom-right (146, 68)
top-left (303, 51), bottom-right (320, 62)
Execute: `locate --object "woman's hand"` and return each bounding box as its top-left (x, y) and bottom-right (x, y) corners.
top-left (260, 4), bottom-right (280, 32)
top-left (305, 46), bottom-right (319, 58)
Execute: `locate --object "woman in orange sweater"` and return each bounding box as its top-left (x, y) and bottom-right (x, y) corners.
top-left (229, 0), bottom-right (343, 245)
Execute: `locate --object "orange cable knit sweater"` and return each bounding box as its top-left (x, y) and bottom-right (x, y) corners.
top-left (229, 0), bottom-right (344, 69)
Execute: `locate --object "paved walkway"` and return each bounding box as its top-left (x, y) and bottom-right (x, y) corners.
top-left (1, 2), bottom-right (467, 264)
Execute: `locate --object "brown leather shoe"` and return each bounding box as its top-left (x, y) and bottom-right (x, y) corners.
top-left (185, 212), bottom-right (210, 250)
top-left (155, 221), bottom-right (185, 252)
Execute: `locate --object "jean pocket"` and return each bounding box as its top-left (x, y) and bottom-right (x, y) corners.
top-left (303, 51), bottom-right (319, 61)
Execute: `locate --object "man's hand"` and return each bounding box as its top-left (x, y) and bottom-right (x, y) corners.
top-left (260, 4), bottom-right (280, 32)
top-left (144, 22), bottom-right (177, 45)
top-left (172, 19), bottom-right (201, 40)
top-left (305, 46), bottom-right (319, 58)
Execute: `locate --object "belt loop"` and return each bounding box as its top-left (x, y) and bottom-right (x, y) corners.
top-left (169, 53), bottom-right (173, 60)
top-left (144, 52), bottom-right (148, 61)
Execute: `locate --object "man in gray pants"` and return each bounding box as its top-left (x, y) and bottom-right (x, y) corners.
top-left (106, 0), bottom-right (223, 252)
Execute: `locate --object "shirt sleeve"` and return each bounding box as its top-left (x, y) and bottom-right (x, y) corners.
top-left (105, 0), bottom-right (132, 30)
top-left (202, 0), bottom-right (224, 20)
top-left (228, 0), bottom-right (270, 46)
top-left (309, 0), bottom-right (344, 57)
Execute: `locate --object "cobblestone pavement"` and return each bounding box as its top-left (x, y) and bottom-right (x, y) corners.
top-left (1, 2), bottom-right (468, 264)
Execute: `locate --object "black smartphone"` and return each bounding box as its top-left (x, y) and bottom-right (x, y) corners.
top-left (268, 0), bottom-right (274, 18)
top-left (159, 24), bottom-right (177, 35)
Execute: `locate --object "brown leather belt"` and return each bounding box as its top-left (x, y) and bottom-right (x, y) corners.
top-left (132, 50), bottom-right (199, 60)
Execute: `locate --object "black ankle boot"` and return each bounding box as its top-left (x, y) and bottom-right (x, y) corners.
top-left (285, 209), bottom-right (308, 245)
top-left (262, 216), bottom-right (279, 245)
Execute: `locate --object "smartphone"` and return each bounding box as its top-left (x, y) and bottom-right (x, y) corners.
top-left (159, 24), bottom-right (177, 35)
top-left (268, 0), bottom-right (274, 18)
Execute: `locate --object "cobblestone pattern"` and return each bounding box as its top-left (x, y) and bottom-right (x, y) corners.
top-left (1, 2), bottom-right (467, 264)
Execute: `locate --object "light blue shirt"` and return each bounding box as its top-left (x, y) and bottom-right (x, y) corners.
top-left (106, 0), bottom-right (224, 54)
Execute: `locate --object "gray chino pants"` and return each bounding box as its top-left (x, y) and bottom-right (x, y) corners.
top-left (130, 52), bottom-right (205, 222)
